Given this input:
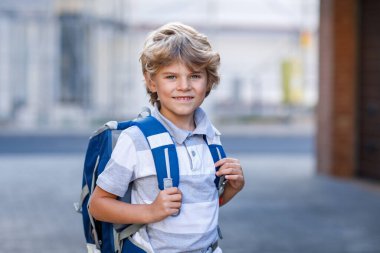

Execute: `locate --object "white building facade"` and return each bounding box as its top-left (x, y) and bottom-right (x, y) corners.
top-left (0, 0), bottom-right (318, 129)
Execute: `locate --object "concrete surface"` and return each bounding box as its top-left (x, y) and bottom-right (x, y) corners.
top-left (1, 152), bottom-right (380, 253)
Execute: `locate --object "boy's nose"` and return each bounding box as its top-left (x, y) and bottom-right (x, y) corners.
top-left (177, 78), bottom-right (191, 90)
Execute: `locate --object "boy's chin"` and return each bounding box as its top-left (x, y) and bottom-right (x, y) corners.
top-left (173, 108), bottom-right (196, 116)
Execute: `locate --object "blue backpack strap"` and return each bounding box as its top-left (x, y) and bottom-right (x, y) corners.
top-left (131, 116), bottom-right (179, 190)
top-left (203, 135), bottom-right (227, 196)
top-left (121, 238), bottom-right (148, 253)
top-left (119, 116), bottom-right (180, 253)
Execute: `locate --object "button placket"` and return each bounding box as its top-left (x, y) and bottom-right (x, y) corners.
top-left (190, 148), bottom-right (201, 171)
top-left (185, 137), bottom-right (202, 171)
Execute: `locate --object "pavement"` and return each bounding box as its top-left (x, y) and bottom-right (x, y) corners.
top-left (1, 153), bottom-right (380, 253)
top-left (1, 123), bottom-right (380, 252)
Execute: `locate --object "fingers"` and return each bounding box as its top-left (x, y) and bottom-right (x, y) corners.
top-left (215, 158), bottom-right (239, 168)
top-left (163, 187), bottom-right (182, 195)
top-left (224, 174), bottom-right (244, 181)
top-left (168, 202), bottom-right (181, 211)
top-left (162, 188), bottom-right (182, 215)
top-left (215, 157), bottom-right (245, 192)
top-left (162, 187), bottom-right (182, 203)
top-left (151, 187), bottom-right (183, 220)
top-left (215, 159), bottom-right (243, 177)
top-left (216, 166), bottom-right (242, 176)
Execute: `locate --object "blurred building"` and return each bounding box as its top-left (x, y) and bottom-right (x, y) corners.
top-left (0, 0), bottom-right (319, 129)
top-left (0, 0), bottom-right (131, 128)
top-left (318, 0), bottom-right (380, 180)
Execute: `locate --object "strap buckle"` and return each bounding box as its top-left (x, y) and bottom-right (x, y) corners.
top-left (205, 247), bottom-right (213, 253)
top-left (203, 240), bottom-right (218, 253)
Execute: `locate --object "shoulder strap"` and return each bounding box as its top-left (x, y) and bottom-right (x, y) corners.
top-left (131, 116), bottom-right (179, 190)
top-left (117, 117), bottom-right (181, 244)
top-left (203, 136), bottom-right (227, 196)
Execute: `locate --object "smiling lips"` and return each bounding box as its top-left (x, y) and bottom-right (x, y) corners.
top-left (173, 96), bottom-right (194, 101)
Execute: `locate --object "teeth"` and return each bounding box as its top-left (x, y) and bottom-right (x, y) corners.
top-left (174, 97), bottom-right (193, 100)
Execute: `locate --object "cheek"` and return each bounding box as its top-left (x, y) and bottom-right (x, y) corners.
top-left (197, 82), bottom-right (208, 96)
top-left (156, 86), bottom-right (173, 99)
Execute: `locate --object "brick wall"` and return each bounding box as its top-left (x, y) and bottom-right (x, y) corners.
top-left (317, 0), bottom-right (359, 177)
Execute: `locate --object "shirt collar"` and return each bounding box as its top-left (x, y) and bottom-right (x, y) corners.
top-left (151, 104), bottom-right (218, 144)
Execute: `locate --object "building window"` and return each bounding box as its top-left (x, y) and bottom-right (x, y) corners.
top-left (59, 13), bottom-right (90, 106)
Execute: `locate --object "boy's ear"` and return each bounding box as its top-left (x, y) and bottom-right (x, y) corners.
top-left (144, 73), bottom-right (157, 92)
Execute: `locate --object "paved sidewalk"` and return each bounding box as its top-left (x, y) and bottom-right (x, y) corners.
top-left (1, 153), bottom-right (380, 252)
top-left (220, 154), bottom-right (380, 253)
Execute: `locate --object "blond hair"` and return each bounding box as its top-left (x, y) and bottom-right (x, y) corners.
top-left (140, 22), bottom-right (220, 105)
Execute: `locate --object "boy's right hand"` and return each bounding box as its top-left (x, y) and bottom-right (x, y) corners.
top-left (150, 187), bottom-right (182, 222)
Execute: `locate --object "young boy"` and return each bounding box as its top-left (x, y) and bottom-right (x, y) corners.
top-left (89, 22), bottom-right (244, 253)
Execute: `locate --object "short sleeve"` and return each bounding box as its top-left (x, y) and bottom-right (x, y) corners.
top-left (96, 131), bottom-right (137, 197)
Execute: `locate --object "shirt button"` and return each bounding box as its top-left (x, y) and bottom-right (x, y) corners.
top-left (191, 150), bottom-right (196, 157)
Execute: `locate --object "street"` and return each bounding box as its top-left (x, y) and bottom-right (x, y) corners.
top-left (1, 132), bottom-right (380, 252)
top-left (0, 134), bottom-right (314, 155)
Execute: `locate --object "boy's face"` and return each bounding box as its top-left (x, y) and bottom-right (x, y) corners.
top-left (147, 61), bottom-right (208, 126)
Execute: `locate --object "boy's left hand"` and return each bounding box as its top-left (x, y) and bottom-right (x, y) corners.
top-left (215, 158), bottom-right (244, 192)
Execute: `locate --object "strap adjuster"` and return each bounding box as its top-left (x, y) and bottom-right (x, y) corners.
top-left (203, 241), bottom-right (218, 253)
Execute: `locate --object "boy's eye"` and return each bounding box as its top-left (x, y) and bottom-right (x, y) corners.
top-left (165, 75), bottom-right (176, 80)
top-left (190, 74), bottom-right (202, 79)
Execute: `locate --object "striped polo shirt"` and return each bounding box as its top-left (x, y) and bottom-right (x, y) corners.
top-left (97, 106), bottom-right (223, 253)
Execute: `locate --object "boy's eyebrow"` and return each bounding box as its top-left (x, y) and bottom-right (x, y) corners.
top-left (160, 69), bottom-right (206, 75)
top-left (160, 71), bottom-right (204, 75)
top-left (161, 70), bottom-right (205, 75)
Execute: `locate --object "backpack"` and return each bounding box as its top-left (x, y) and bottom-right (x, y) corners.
top-left (74, 112), bottom-right (227, 253)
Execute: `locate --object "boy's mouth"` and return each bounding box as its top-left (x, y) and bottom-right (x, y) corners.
top-left (173, 96), bottom-right (194, 101)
